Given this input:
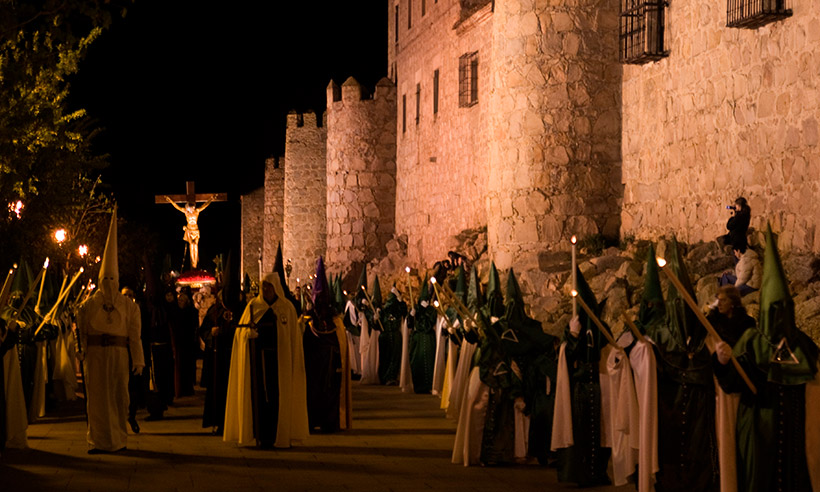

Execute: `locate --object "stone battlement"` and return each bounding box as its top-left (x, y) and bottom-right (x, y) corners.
top-left (327, 77), bottom-right (396, 107)
top-left (285, 110), bottom-right (326, 129)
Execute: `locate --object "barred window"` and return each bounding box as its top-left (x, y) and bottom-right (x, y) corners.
top-left (620, 0), bottom-right (669, 64)
top-left (727, 0), bottom-right (791, 28)
top-left (433, 69), bottom-right (439, 115)
top-left (458, 51), bottom-right (478, 108)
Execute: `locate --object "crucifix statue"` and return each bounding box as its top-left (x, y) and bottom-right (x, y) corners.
top-left (155, 182), bottom-right (227, 269)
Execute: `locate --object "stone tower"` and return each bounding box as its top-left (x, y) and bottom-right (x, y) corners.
top-left (325, 77), bottom-right (397, 283)
top-left (283, 111), bottom-right (328, 283)
top-left (488, 0), bottom-right (623, 269)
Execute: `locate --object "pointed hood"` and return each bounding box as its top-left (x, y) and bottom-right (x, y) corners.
top-left (99, 208), bottom-right (119, 305)
top-left (418, 274), bottom-right (430, 304)
top-left (311, 256), bottom-right (333, 315)
top-left (355, 263), bottom-right (368, 302)
top-left (503, 268), bottom-right (525, 321)
top-left (466, 266), bottom-right (485, 313)
top-left (10, 259), bottom-right (31, 296)
top-left (664, 236), bottom-right (704, 349)
top-left (500, 268), bottom-right (554, 355)
top-left (454, 266), bottom-right (467, 303)
top-left (736, 224), bottom-right (818, 384)
top-left (273, 243), bottom-right (300, 314)
top-left (333, 272), bottom-right (346, 314)
top-left (485, 261), bottom-right (505, 318)
top-left (571, 264), bottom-right (608, 361)
top-left (639, 243), bottom-right (666, 335)
top-left (370, 275), bottom-right (383, 309)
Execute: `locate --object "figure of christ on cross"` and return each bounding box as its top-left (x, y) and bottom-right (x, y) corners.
top-left (156, 182), bottom-right (227, 270)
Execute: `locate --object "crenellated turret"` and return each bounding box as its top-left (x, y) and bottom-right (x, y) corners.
top-left (325, 76), bottom-right (397, 284)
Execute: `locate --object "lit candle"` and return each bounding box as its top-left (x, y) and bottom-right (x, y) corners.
top-left (405, 266), bottom-right (414, 306)
top-left (36, 258), bottom-right (49, 314)
top-left (571, 235), bottom-right (577, 318)
top-left (0, 265), bottom-right (17, 308)
top-left (35, 267), bottom-right (84, 336)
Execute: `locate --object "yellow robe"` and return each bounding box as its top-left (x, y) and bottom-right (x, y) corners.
top-left (223, 286), bottom-right (309, 448)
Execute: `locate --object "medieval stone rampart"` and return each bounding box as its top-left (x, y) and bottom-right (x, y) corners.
top-left (621, 0), bottom-right (820, 251)
top-left (325, 77), bottom-right (397, 283)
top-left (240, 186), bottom-right (264, 287)
top-left (283, 111), bottom-right (327, 283)
top-left (488, 0), bottom-right (623, 275)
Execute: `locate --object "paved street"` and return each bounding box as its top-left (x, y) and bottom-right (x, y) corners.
top-left (1, 382), bottom-right (630, 491)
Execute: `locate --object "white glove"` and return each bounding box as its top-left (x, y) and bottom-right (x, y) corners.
top-left (453, 319), bottom-right (461, 329)
top-left (420, 300), bottom-right (429, 308)
top-left (716, 341), bottom-right (732, 365)
top-left (410, 308), bottom-right (416, 317)
top-left (361, 299), bottom-right (369, 306)
top-left (373, 311), bottom-right (380, 322)
top-left (569, 316), bottom-right (582, 337)
top-left (490, 316), bottom-right (500, 324)
top-left (131, 365), bottom-right (144, 376)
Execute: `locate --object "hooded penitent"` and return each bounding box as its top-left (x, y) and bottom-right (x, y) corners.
top-left (652, 237), bottom-right (717, 492)
top-left (379, 283), bottom-right (406, 385)
top-left (735, 225), bottom-right (818, 384)
top-left (76, 208), bottom-right (145, 453)
top-left (303, 257), bottom-right (350, 432)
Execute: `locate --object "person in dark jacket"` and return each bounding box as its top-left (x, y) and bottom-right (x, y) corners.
top-left (719, 196), bottom-right (751, 247)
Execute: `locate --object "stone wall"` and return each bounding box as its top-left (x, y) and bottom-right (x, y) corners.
top-left (325, 77), bottom-right (397, 284)
top-left (262, 157), bottom-right (285, 274)
top-left (283, 112), bottom-right (328, 283)
top-left (240, 186), bottom-right (264, 286)
top-left (391, 0), bottom-right (493, 268)
top-left (621, 1), bottom-right (820, 251)
top-left (488, 0), bottom-right (623, 277)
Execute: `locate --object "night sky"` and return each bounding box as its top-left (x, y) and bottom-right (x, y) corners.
top-left (68, 2), bottom-right (387, 271)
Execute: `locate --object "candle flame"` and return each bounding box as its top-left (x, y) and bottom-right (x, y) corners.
top-left (343, 290), bottom-right (348, 296)
top-left (405, 266), bottom-right (411, 273)
top-left (79, 267), bottom-right (84, 273)
top-left (43, 258), bottom-right (49, 268)
top-left (571, 289), bottom-right (578, 297)
top-left (656, 257), bottom-right (667, 268)
top-left (361, 285), bottom-right (366, 291)
top-left (571, 235), bottom-right (577, 244)
top-left (434, 300), bottom-right (440, 307)
top-left (430, 277), bottom-right (437, 284)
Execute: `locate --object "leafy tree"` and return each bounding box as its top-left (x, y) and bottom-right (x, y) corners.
top-left (0, 0), bottom-right (131, 267)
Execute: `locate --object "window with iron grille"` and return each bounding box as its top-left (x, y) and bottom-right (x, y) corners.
top-left (415, 83), bottom-right (421, 125)
top-left (619, 0), bottom-right (669, 64)
top-left (458, 51), bottom-right (478, 108)
top-left (433, 69), bottom-right (439, 115)
top-left (402, 94), bottom-right (407, 133)
top-left (727, 0), bottom-right (791, 28)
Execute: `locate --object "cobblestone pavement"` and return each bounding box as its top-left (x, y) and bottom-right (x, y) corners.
top-left (1, 382), bottom-right (631, 491)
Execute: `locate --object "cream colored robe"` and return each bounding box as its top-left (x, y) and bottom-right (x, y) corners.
top-left (76, 291), bottom-right (144, 452)
top-left (399, 318), bottom-right (414, 393)
top-left (358, 313), bottom-right (380, 385)
top-left (451, 366), bottom-right (489, 466)
top-left (223, 286), bottom-right (309, 448)
top-left (447, 340), bottom-right (477, 419)
top-left (629, 339), bottom-right (659, 492)
top-left (605, 345), bottom-right (640, 486)
top-left (4, 346), bottom-right (28, 449)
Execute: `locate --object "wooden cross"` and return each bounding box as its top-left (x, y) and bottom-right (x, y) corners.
top-left (155, 181), bottom-right (227, 269)
top-left (154, 181), bottom-right (227, 207)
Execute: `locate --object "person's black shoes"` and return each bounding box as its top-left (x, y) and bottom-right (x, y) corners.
top-left (128, 417), bottom-right (140, 434)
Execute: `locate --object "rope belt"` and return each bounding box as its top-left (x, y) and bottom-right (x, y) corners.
top-left (87, 334), bottom-right (129, 348)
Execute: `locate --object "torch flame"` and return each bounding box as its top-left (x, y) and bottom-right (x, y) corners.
top-left (571, 235), bottom-right (577, 244)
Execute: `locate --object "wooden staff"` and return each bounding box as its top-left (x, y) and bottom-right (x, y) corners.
top-left (572, 291), bottom-right (623, 352)
top-left (360, 286), bottom-right (386, 332)
top-left (6, 259), bottom-right (49, 328)
top-left (35, 258), bottom-right (49, 314)
top-left (433, 276), bottom-right (487, 336)
top-left (656, 257), bottom-right (757, 394)
top-left (622, 313), bottom-right (648, 344)
top-left (571, 235), bottom-right (578, 318)
top-left (35, 267), bottom-right (84, 336)
top-left (0, 266), bottom-right (17, 309)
